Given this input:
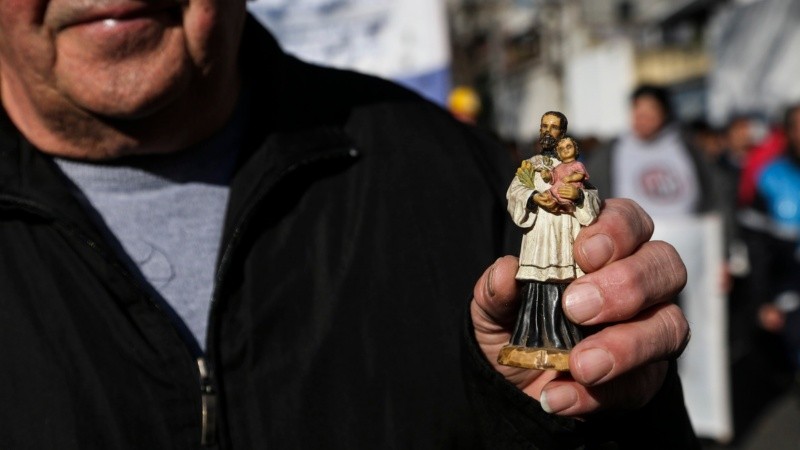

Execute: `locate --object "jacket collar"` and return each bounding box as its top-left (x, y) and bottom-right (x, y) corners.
top-left (223, 15), bottom-right (359, 242)
top-left (0, 107), bottom-right (100, 235)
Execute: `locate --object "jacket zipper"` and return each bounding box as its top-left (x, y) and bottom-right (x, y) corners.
top-left (203, 146), bottom-right (359, 447)
top-left (0, 194), bottom-right (210, 445)
top-left (1, 145), bottom-right (359, 448)
top-left (198, 357), bottom-right (217, 446)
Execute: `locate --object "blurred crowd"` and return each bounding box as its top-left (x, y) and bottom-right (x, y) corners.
top-left (687, 98), bottom-right (800, 450)
top-left (450, 84), bottom-right (800, 448)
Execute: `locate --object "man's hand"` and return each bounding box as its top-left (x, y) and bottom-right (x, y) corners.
top-left (471, 198), bottom-right (689, 416)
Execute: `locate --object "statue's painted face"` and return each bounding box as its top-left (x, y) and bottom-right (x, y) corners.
top-left (539, 114), bottom-right (563, 149)
top-left (557, 138), bottom-right (577, 162)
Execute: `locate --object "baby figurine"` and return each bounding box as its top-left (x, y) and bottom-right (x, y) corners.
top-left (549, 136), bottom-right (588, 210)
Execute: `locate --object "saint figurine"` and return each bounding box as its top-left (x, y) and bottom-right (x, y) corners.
top-left (500, 112), bottom-right (601, 371)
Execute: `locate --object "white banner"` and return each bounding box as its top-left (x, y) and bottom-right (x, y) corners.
top-left (248, 0), bottom-right (451, 104)
top-left (653, 214), bottom-right (733, 442)
top-left (564, 40), bottom-right (634, 139)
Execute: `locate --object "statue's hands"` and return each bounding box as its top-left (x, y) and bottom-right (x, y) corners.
top-left (470, 198), bottom-right (689, 416)
top-left (532, 191), bottom-right (559, 213)
top-left (563, 171), bottom-right (585, 183)
top-left (557, 185), bottom-right (580, 201)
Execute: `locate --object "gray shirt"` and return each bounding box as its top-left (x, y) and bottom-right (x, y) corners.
top-left (55, 119), bottom-right (242, 352)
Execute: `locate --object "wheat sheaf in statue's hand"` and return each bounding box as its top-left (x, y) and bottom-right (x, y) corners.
top-left (516, 160), bottom-right (560, 212)
top-left (515, 160), bottom-right (537, 189)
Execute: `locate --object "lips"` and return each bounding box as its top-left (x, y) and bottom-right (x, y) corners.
top-left (53, 1), bottom-right (181, 32)
top-left (50, 1), bottom-right (184, 59)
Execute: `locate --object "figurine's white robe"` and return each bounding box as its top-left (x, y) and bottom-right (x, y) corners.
top-left (507, 154), bottom-right (600, 282)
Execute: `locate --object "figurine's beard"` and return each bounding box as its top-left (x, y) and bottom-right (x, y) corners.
top-left (539, 133), bottom-right (557, 150)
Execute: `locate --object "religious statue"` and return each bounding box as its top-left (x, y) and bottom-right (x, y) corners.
top-left (499, 112), bottom-right (601, 371)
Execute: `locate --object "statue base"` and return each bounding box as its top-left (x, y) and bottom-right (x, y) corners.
top-left (497, 345), bottom-right (570, 371)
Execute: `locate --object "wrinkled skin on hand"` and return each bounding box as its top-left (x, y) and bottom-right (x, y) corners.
top-left (471, 198), bottom-right (690, 416)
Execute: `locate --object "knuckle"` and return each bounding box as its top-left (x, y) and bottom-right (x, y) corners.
top-left (586, 239), bottom-right (686, 324)
top-left (635, 241), bottom-right (686, 303)
top-left (596, 264), bottom-right (647, 320)
top-left (655, 304), bottom-right (690, 358)
top-left (609, 198), bottom-right (654, 242)
top-left (637, 205), bottom-right (655, 240)
top-left (651, 241), bottom-right (687, 294)
top-left (587, 264), bottom-right (648, 322)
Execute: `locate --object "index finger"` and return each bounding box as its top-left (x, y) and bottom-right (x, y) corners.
top-left (573, 198), bottom-right (654, 273)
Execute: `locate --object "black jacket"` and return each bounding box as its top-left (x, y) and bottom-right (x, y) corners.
top-left (0, 17), bottom-right (698, 449)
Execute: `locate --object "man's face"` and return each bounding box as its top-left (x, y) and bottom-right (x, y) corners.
top-left (726, 118), bottom-right (752, 157)
top-left (631, 95), bottom-right (666, 141)
top-left (539, 114), bottom-right (563, 150)
top-left (0, 0), bottom-right (247, 156)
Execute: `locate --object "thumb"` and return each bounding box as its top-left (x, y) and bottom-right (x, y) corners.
top-left (471, 256), bottom-right (548, 391)
top-left (471, 256), bottom-right (521, 335)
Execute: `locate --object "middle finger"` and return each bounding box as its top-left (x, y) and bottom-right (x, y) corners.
top-left (563, 240), bottom-right (687, 326)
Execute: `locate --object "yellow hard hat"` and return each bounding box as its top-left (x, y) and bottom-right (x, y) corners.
top-left (448, 86), bottom-right (481, 118)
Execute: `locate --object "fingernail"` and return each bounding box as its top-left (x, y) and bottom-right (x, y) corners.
top-left (540, 385), bottom-right (577, 414)
top-left (580, 234), bottom-right (613, 270)
top-left (486, 265), bottom-right (496, 297)
top-left (575, 348), bottom-right (614, 385)
top-left (564, 284), bottom-right (602, 324)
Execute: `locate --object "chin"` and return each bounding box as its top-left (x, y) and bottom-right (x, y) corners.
top-left (92, 95), bottom-right (181, 121)
top-left (69, 71), bottom-right (192, 121)
top-left (56, 34), bottom-right (196, 117)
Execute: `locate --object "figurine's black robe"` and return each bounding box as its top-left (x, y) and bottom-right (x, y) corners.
top-left (510, 281), bottom-right (583, 350)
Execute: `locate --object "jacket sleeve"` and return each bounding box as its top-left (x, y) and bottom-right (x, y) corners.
top-left (461, 307), bottom-right (701, 449)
